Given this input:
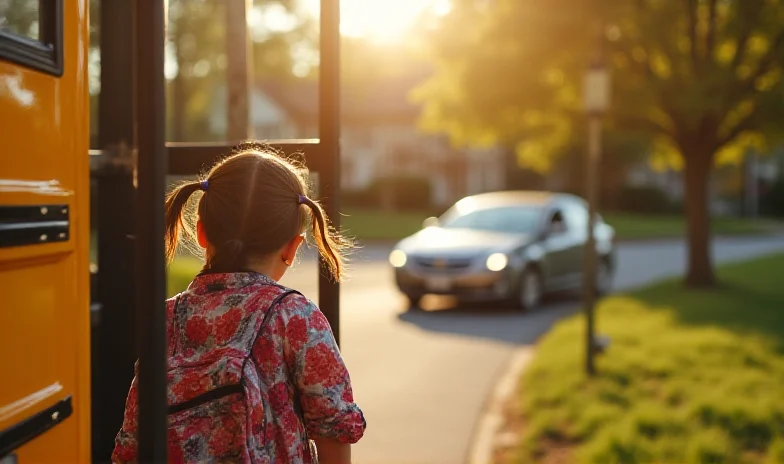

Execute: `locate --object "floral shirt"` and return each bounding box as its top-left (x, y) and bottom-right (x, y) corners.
top-left (112, 271), bottom-right (366, 463)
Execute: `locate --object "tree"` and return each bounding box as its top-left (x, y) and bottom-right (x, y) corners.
top-left (415, 0), bottom-right (784, 287)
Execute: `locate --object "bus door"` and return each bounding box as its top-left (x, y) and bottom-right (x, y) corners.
top-left (0, 1), bottom-right (91, 462)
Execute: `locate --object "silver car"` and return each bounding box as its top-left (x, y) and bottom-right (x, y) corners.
top-left (390, 191), bottom-right (617, 309)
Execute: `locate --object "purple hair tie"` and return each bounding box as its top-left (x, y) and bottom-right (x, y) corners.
top-left (200, 180), bottom-right (209, 191)
top-left (298, 194), bottom-right (307, 204)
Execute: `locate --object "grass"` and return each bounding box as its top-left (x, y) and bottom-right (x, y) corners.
top-left (167, 255), bottom-right (203, 297)
top-left (98, 209), bottom-right (780, 298)
top-left (339, 208), bottom-right (428, 241)
top-left (91, 211), bottom-right (778, 261)
top-left (603, 213), bottom-right (781, 240)
top-left (339, 210), bottom-right (780, 242)
top-left (501, 253), bottom-right (784, 464)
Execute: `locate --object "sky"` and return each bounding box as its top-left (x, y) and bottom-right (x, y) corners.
top-left (155, 0), bottom-right (451, 82)
top-left (244, 0), bottom-right (450, 76)
top-left (295, 0), bottom-right (450, 43)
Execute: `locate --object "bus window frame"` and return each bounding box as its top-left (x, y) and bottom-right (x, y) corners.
top-left (0, 0), bottom-right (64, 76)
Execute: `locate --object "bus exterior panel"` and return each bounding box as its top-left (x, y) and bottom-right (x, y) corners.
top-left (0, 1), bottom-right (91, 462)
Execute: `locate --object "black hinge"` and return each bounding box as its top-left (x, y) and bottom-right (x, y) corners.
top-left (0, 396), bottom-right (73, 458)
top-left (0, 205), bottom-right (70, 248)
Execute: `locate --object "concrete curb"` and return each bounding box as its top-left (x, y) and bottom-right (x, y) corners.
top-left (466, 346), bottom-right (535, 464)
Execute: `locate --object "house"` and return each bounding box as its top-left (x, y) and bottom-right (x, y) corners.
top-left (208, 73), bottom-right (506, 208)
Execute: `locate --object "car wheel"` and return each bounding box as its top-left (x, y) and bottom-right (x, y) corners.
top-left (595, 258), bottom-right (613, 296)
top-left (517, 267), bottom-right (543, 310)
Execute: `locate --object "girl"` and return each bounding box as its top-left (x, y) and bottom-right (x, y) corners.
top-left (113, 146), bottom-right (366, 463)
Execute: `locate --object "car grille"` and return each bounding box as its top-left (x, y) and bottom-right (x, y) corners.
top-left (414, 257), bottom-right (474, 270)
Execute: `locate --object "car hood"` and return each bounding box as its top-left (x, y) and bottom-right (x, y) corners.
top-left (396, 227), bottom-right (533, 256)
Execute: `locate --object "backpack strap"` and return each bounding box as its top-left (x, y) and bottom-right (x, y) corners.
top-left (169, 293), bottom-right (184, 356)
top-left (241, 289), bottom-right (300, 370)
top-left (134, 293), bottom-right (183, 375)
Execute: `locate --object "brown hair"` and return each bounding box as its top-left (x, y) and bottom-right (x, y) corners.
top-left (164, 144), bottom-right (350, 281)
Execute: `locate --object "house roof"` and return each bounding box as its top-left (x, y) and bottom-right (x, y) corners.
top-left (256, 69), bottom-right (430, 123)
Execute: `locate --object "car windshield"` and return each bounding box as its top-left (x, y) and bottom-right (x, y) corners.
top-left (440, 205), bottom-right (542, 234)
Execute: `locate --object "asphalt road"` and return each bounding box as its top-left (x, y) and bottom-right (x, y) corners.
top-left (279, 236), bottom-right (784, 464)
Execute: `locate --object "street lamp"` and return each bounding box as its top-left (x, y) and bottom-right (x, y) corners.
top-left (584, 60), bottom-right (611, 117)
top-left (582, 54), bottom-right (611, 376)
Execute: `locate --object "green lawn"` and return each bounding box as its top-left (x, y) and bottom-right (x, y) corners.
top-left (339, 208), bottom-right (428, 241)
top-left (116, 208), bottom-right (780, 298)
top-left (502, 253), bottom-right (784, 463)
top-left (167, 255), bottom-right (203, 297)
top-left (91, 212), bottom-right (777, 262)
top-left (603, 213), bottom-right (780, 240)
top-left (339, 210), bottom-right (779, 242)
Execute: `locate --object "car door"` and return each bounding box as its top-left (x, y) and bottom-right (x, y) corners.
top-left (561, 200), bottom-right (591, 289)
top-left (541, 208), bottom-right (573, 290)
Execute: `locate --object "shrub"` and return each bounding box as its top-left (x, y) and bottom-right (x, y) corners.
top-left (615, 185), bottom-right (680, 214)
top-left (760, 177), bottom-right (784, 218)
top-left (341, 176), bottom-right (432, 211)
top-left (341, 188), bottom-right (379, 209)
top-left (369, 175), bottom-right (432, 211)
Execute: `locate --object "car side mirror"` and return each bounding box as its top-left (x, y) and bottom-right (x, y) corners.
top-left (423, 217), bottom-right (439, 229)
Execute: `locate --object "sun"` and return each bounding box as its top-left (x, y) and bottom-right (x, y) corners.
top-left (339, 0), bottom-right (429, 43)
top-left (301, 0), bottom-right (450, 44)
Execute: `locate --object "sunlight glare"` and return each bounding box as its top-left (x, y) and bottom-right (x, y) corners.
top-left (301, 0), bottom-right (449, 43)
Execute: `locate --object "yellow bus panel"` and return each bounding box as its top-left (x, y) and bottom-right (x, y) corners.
top-left (0, 1), bottom-right (91, 461)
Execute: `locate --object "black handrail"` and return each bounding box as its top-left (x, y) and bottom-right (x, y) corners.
top-left (318, 0), bottom-right (342, 345)
top-left (91, 0), bottom-right (137, 458)
top-left (134, 0), bottom-right (168, 460)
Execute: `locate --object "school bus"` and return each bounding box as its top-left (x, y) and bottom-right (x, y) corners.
top-left (0, 0), bottom-right (341, 461)
top-left (0, 0), bottom-right (92, 461)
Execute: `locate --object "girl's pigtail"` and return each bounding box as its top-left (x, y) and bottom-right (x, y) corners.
top-left (164, 181), bottom-right (201, 263)
top-left (301, 197), bottom-right (350, 282)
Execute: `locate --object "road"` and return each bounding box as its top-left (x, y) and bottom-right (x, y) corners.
top-left (279, 236), bottom-right (784, 464)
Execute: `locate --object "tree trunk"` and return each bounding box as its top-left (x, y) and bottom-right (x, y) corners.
top-left (683, 147), bottom-right (716, 287)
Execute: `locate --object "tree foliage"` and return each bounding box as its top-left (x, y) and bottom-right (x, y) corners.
top-left (416, 0), bottom-right (784, 170)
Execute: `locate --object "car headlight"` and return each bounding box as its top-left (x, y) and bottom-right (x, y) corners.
top-left (486, 253), bottom-right (508, 271)
top-left (389, 250), bottom-right (407, 268)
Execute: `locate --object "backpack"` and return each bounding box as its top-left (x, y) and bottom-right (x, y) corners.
top-left (165, 288), bottom-right (297, 463)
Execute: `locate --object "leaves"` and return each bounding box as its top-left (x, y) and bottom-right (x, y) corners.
top-left (417, 0), bottom-right (784, 171)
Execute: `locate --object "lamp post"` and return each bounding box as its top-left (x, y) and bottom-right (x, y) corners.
top-left (582, 52), bottom-right (610, 376)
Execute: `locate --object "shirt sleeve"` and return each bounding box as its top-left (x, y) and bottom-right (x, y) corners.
top-left (112, 362), bottom-right (139, 463)
top-left (278, 294), bottom-right (366, 443)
